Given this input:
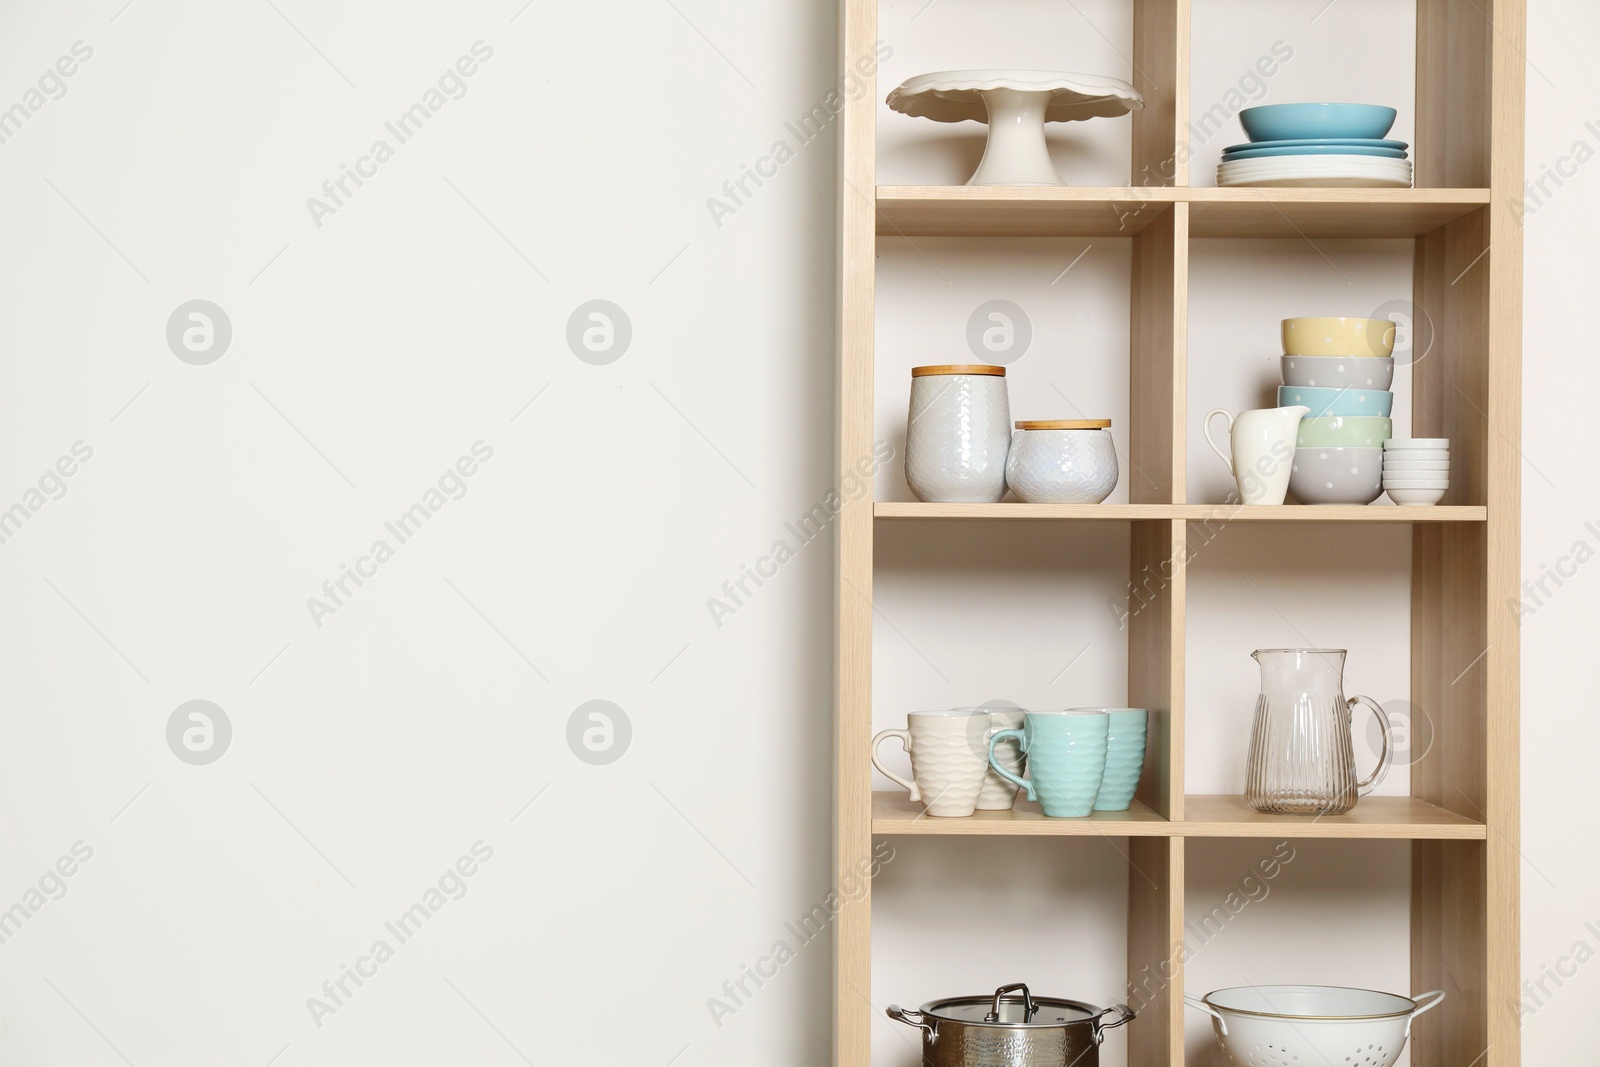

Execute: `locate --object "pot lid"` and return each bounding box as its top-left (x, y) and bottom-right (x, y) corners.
top-left (921, 993), bottom-right (1099, 1028)
top-left (911, 364), bottom-right (1006, 377)
top-left (1015, 419), bottom-right (1111, 430)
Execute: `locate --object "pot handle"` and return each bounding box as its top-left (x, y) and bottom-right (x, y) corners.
top-left (1092, 1003), bottom-right (1135, 1044)
top-left (1404, 990), bottom-right (1447, 1037)
top-left (1184, 994), bottom-right (1229, 1037)
top-left (987, 982), bottom-right (1035, 1022)
top-left (886, 1005), bottom-right (935, 1039)
top-left (1348, 695), bottom-right (1393, 795)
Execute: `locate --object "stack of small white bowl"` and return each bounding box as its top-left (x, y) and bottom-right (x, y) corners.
top-left (1382, 438), bottom-right (1449, 506)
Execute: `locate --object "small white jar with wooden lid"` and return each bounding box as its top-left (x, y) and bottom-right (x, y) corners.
top-left (905, 364), bottom-right (1011, 503)
top-left (1005, 419), bottom-right (1119, 503)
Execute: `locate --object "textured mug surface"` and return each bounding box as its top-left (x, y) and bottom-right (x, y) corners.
top-left (1004, 428), bottom-right (1119, 503)
top-left (872, 710), bottom-right (994, 817)
top-left (958, 708), bottom-right (1025, 809)
top-left (988, 711), bottom-right (1109, 818)
top-left (905, 371), bottom-right (1011, 502)
top-left (1080, 708), bottom-right (1148, 811)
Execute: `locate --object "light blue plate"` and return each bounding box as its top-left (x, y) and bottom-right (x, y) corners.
top-left (1223, 137), bottom-right (1408, 152)
top-left (1223, 144), bottom-right (1407, 160)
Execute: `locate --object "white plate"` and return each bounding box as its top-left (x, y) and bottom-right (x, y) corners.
top-left (1218, 157), bottom-right (1413, 188)
top-left (1385, 438), bottom-right (1450, 448)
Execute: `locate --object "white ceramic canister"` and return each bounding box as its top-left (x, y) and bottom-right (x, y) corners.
top-left (1004, 419), bottom-right (1119, 503)
top-left (905, 365), bottom-right (1012, 503)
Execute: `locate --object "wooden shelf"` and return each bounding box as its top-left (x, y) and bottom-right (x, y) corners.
top-left (875, 186), bottom-right (1489, 239)
top-left (872, 791), bottom-right (1171, 835)
top-left (1187, 188), bottom-right (1490, 238)
top-left (874, 502), bottom-right (1487, 523)
top-left (876, 185), bottom-right (1180, 237)
top-left (873, 793), bottom-right (1484, 840)
top-left (1181, 795), bottom-right (1486, 839)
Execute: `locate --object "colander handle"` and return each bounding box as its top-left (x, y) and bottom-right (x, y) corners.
top-left (1405, 990), bottom-right (1447, 1036)
top-left (1183, 994), bottom-right (1229, 1037)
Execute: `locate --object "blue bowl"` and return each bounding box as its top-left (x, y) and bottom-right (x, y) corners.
top-left (1240, 103), bottom-right (1398, 142)
top-left (1278, 385), bottom-right (1394, 418)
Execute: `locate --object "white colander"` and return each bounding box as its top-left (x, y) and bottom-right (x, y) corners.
top-left (1185, 985), bottom-right (1445, 1067)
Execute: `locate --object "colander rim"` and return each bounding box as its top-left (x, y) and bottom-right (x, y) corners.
top-left (1203, 984), bottom-right (1416, 1021)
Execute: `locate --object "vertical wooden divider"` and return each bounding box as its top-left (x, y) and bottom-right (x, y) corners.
top-left (1413, 2), bottom-right (1522, 1064)
top-left (834, 0), bottom-right (876, 1062)
top-left (1129, 8), bottom-right (1188, 1062)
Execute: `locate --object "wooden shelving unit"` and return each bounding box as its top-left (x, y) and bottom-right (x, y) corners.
top-left (835, 1), bottom-right (1522, 1064)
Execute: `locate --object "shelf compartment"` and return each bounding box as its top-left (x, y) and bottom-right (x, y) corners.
top-left (875, 186), bottom-right (1489, 239)
top-left (1183, 795), bottom-right (1485, 839)
top-left (872, 791), bottom-right (1170, 835)
top-left (874, 502), bottom-right (1486, 522)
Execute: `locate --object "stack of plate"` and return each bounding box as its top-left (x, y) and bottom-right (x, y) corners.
top-left (1217, 103), bottom-right (1412, 188)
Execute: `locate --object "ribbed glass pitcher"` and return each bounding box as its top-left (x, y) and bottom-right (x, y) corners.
top-left (1245, 648), bottom-right (1393, 815)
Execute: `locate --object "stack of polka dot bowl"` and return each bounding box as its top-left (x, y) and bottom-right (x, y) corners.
top-left (1281, 317), bottom-right (1396, 505)
top-left (1382, 438), bottom-right (1449, 506)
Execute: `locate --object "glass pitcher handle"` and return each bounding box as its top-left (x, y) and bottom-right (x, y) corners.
top-left (1349, 696), bottom-right (1393, 794)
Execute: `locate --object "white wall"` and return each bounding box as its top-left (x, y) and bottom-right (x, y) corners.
top-left (0, 0), bottom-right (1591, 1063)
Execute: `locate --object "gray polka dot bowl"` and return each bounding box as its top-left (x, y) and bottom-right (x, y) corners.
top-left (1288, 446), bottom-right (1384, 505)
top-left (1280, 354), bottom-right (1395, 390)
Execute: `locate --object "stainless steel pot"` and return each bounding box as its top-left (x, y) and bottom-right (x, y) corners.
top-left (887, 982), bottom-right (1134, 1067)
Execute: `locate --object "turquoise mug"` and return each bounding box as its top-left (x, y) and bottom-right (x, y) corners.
top-left (1075, 708), bottom-right (1148, 811)
top-left (987, 710), bottom-right (1109, 818)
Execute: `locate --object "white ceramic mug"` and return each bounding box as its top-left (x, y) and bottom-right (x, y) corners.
top-left (1204, 406), bottom-right (1308, 505)
top-left (872, 710), bottom-right (996, 817)
top-left (952, 707), bottom-right (1026, 809)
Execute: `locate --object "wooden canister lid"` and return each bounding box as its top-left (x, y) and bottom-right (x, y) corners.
top-left (1014, 419), bottom-right (1112, 430)
top-left (911, 364), bottom-right (1006, 377)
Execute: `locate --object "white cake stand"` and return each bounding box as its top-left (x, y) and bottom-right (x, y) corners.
top-left (887, 69), bottom-right (1143, 186)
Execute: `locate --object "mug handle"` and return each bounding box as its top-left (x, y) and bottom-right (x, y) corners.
top-left (987, 729), bottom-right (1033, 801)
top-left (871, 728), bottom-right (919, 801)
top-left (1349, 695), bottom-right (1394, 794)
top-left (1203, 408), bottom-right (1236, 474)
